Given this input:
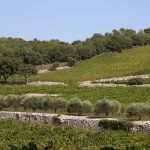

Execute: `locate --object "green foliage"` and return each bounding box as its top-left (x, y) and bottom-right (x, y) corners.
top-left (67, 57), bottom-right (77, 67)
top-left (52, 115), bottom-right (62, 125)
top-left (82, 100), bottom-right (92, 114)
top-left (0, 120), bottom-right (149, 149)
top-left (51, 98), bottom-right (67, 113)
top-left (18, 64), bottom-right (37, 83)
top-left (0, 57), bottom-right (21, 81)
top-left (93, 99), bottom-right (121, 116)
top-left (0, 28), bottom-right (150, 68)
top-left (67, 98), bottom-right (83, 115)
top-left (126, 102), bottom-right (150, 120)
top-left (98, 120), bottom-right (133, 132)
top-left (126, 78), bottom-right (144, 85)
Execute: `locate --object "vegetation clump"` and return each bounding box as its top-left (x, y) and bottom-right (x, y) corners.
top-left (98, 120), bottom-right (133, 132)
top-left (126, 78), bottom-right (144, 85)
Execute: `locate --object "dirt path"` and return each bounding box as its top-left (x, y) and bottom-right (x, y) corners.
top-left (79, 74), bottom-right (150, 87)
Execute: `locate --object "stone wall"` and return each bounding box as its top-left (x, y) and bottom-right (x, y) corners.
top-left (0, 111), bottom-right (149, 134)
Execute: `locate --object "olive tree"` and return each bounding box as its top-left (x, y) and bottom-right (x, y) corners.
top-left (67, 98), bottom-right (83, 115)
top-left (51, 98), bottom-right (67, 113)
top-left (126, 102), bottom-right (150, 120)
top-left (93, 99), bottom-right (121, 116)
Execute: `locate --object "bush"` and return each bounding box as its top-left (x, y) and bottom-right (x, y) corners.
top-left (67, 98), bottom-right (83, 115)
top-left (67, 57), bottom-right (77, 67)
top-left (98, 120), bottom-right (133, 132)
top-left (52, 115), bottom-right (62, 125)
top-left (126, 78), bottom-right (143, 85)
top-left (93, 99), bottom-right (120, 116)
top-left (126, 102), bottom-right (150, 120)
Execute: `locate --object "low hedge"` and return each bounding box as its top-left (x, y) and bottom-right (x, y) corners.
top-left (98, 120), bottom-right (133, 132)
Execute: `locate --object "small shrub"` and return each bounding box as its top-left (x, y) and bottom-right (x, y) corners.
top-left (52, 115), bottom-right (61, 125)
top-left (126, 78), bottom-right (143, 85)
top-left (98, 120), bottom-right (133, 132)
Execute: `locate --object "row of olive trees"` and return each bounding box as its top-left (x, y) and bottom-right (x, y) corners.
top-left (0, 95), bottom-right (150, 120)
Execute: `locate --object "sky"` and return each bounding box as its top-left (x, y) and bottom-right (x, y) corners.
top-left (0, 0), bottom-right (149, 43)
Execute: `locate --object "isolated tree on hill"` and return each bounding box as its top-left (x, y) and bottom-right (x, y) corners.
top-left (0, 57), bottom-right (21, 82)
top-left (18, 64), bottom-right (37, 83)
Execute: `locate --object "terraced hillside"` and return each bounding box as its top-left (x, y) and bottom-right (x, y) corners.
top-left (29, 46), bottom-right (150, 84)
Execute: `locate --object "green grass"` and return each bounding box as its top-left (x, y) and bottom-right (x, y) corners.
top-left (27, 46), bottom-right (150, 84)
top-left (0, 85), bottom-right (150, 104)
top-left (0, 120), bottom-right (149, 149)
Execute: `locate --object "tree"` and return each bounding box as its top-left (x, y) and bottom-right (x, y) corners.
top-left (93, 99), bottom-right (111, 116)
top-left (52, 99), bottom-right (67, 113)
top-left (0, 57), bottom-right (21, 82)
top-left (126, 102), bottom-right (150, 120)
top-left (93, 99), bottom-right (120, 116)
top-left (67, 99), bottom-right (83, 115)
top-left (144, 28), bottom-right (150, 34)
top-left (18, 64), bottom-right (37, 83)
top-left (82, 101), bottom-right (92, 114)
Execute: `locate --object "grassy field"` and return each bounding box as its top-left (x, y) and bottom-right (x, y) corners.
top-left (0, 85), bottom-right (150, 104)
top-left (0, 120), bottom-right (149, 149)
top-left (27, 46), bottom-right (150, 84)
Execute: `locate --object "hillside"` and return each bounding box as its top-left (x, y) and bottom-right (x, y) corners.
top-left (30, 46), bottom-right (150, 83)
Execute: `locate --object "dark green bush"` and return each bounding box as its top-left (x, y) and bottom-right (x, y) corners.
top-left (52, 115), bottom-right (62, 125)
top-left (98, 120), bottom-right (133, 132)
top-left (126, 78), bottom-right (143, 85)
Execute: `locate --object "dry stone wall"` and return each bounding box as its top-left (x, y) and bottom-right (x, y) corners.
top-left (0, 111), bottom-right (149, 134)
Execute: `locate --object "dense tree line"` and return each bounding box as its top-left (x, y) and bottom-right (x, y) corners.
top-left (0, 28), bottom-right (150, 65)
top-left (0, 28), bottom-right (150, 82)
